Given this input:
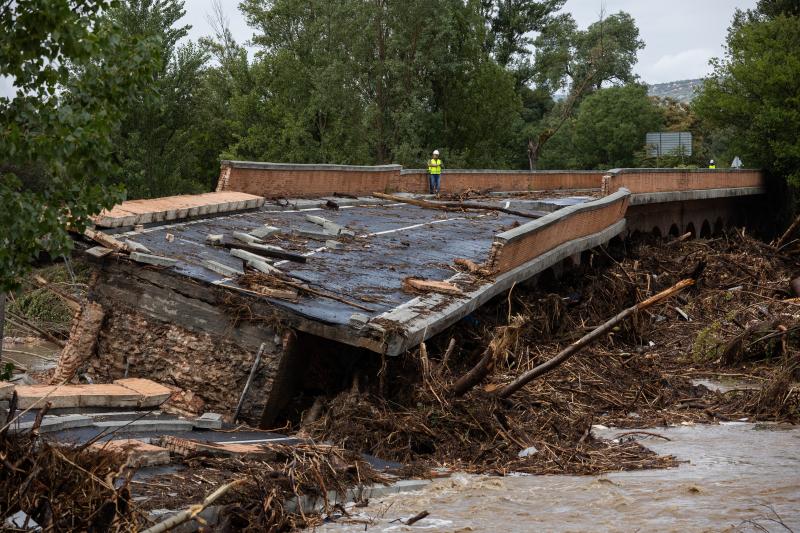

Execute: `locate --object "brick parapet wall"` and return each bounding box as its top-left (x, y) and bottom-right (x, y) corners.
top-left (601, 168), bottom-right (764, 196)
top-left (486, 189), bottom-right (631, 274)
top-left (218, 161), bottom-right (604, 197)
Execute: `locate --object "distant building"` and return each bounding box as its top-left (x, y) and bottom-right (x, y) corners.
top-left (645, 132), bottom-right (693, 158)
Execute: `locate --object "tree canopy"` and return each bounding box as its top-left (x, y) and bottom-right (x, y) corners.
top-left (0, 0), bottom-right (159, 291)
top-left (694, 2), bottom-right (800, 189)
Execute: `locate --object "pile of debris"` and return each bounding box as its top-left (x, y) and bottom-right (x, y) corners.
top-left (0, 396), bottom-right (390, 531)
top-left (305, 227), bottom-right (799, 474)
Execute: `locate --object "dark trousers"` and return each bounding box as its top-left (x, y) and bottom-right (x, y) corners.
top-left (428, 173), bottom-right (441, 194)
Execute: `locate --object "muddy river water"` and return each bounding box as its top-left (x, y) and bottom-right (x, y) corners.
top-left (319, 422), bottom-right (800, 532)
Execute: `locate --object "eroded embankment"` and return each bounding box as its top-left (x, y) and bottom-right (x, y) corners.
top-left (305, 229), bottom-right (799, 475)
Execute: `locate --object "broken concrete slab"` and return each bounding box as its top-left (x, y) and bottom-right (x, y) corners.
top-left (129, 252), bottom-right (179, 268)
top-left (94, 191), bottom-right (266, 228)
top-left (90, 439), bottom-right (171, 467)
top-left (232, 231), bottom-right (264, 245)
top-left (93, 419), bottom-right (195, 433)
top-left (11, 414), bottom-right (94, 434)
top-left (85, 246), bottom-right (114, 259)
top-left (325, 240), bottom-right (343, 250)
top-left (230, 248), bottom-right (273, 264)
top-left (202, 260), bottom-right (244, 278)
top-left (114, 378), bottom-right (172, 407)
top-left (305, 214), bottom-right (329, 226)
top-left (402, 278), bottom-right (463, 296)
top-left (250, 225), bottom-right (281, 239)
top-left (14, 379), bottom-right (173, 410)
top-left (193, 412), bottom-right (224, 430)
top-left (124, 239), bottom-right (152, 254)
top-left (247, 258), bottom-right (282, 275)
top-left (14, 384), bottom-right (140, 409)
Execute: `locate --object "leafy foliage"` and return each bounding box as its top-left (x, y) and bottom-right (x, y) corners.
top-left (538, 85), bottom-right (663, 170)
top-left (0, 0), bottom-right (159, 291)
top-left (694, 4), bottom-right (800, 191)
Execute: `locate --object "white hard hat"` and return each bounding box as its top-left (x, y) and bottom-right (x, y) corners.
top-left (710, 159), bottom-right (715, 164)
top-left (433, 150), bottom-right (439, 155)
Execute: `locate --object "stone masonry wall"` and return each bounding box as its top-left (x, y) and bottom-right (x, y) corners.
top-left (89, 307), bottom-right (283, 423)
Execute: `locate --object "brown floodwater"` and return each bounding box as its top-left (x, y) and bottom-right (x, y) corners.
top-left (317, 422), bottom-right (800, 532)
top-left (2, 341), bottom-right (59, 372)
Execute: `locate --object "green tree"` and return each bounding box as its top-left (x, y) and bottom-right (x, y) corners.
top-left (528, 10), bottom-right (644, 167)
top-left (235, 0), bottom-right (524, 168)
top-left (0, 0), bottom-right (158, 292)
top-left (481, 0), bottom-right (567, 83)
top-left (694, 2), bottom-right (800, 201)
top-left (539, 85), bottom-right (663, 170)
top-left (105, 0), bottom-right (210, 198)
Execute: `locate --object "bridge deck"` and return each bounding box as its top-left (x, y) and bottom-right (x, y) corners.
top-left (108, 194), bottom-right (592, 331)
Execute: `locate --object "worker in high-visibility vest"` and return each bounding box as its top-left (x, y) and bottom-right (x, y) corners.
top-left (708, 159), bottom-right (716, 169)
top-left (428, 150), bottom-right (442, 195)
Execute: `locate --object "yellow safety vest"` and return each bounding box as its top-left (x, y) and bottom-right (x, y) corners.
top-left (428, 158), bottom-right (442, 175)
top-left (709, 164), bottom-right (716, 169)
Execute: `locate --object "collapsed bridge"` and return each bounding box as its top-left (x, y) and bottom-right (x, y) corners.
top-left (69, 163), bottom-right (765, 426)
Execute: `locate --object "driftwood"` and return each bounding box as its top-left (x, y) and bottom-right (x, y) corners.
top-left (496, 278), bottom-right (696, 399)
top-left (775, 214), bottom-right (800, 249)
top-left (402, 277), bottom-right (463, 296)
top-left (451, 315), bottom-right (525, 397)
top-left (6, 310), bottom-right (66, 348)
top-left (371, 192), bottom-right (541, 219)
top-left (50, 301), bottom-right (105, 384)
top-left (406, 511), bottom-right (430, 526)
top-left (233, 343), bottom-right (266, 422)
top-left (83, 228), bottom-right (127, 252)
top-left (141, 479), bottom-right (244, 533)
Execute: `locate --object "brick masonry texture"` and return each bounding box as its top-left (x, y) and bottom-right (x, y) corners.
top-left (487, 191), bottom-right (630, 274)
top-left (94, 191), bottom-right (265, 228)
top-left (601, 169), bottom-right (764, 195)
top-left (216, 162), bottom-right (604, 198)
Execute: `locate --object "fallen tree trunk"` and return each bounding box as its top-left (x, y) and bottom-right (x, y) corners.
top-left (50, 301), bottom-right (105, 384)
top-left (372, 192), bottom-right (541, 219)
top-left (496, 278), bottom-right (696, 399)
top-left (775, 214), bottom-right (800, 249)
top-left (6, 310), bottom-right (66, 348)
top-left (141, 479), bottom-right (244, 533)
top-left (451, 315), bottom-right (525, 397)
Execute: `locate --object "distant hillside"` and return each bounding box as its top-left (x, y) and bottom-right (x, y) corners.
top-left (647, 79), bottom-right (703, 102)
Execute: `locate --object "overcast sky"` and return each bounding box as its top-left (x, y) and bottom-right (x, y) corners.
top-left (180, 0), bottom-right (757, 85)
top-left (0, 0), bottom-right (757, 98)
